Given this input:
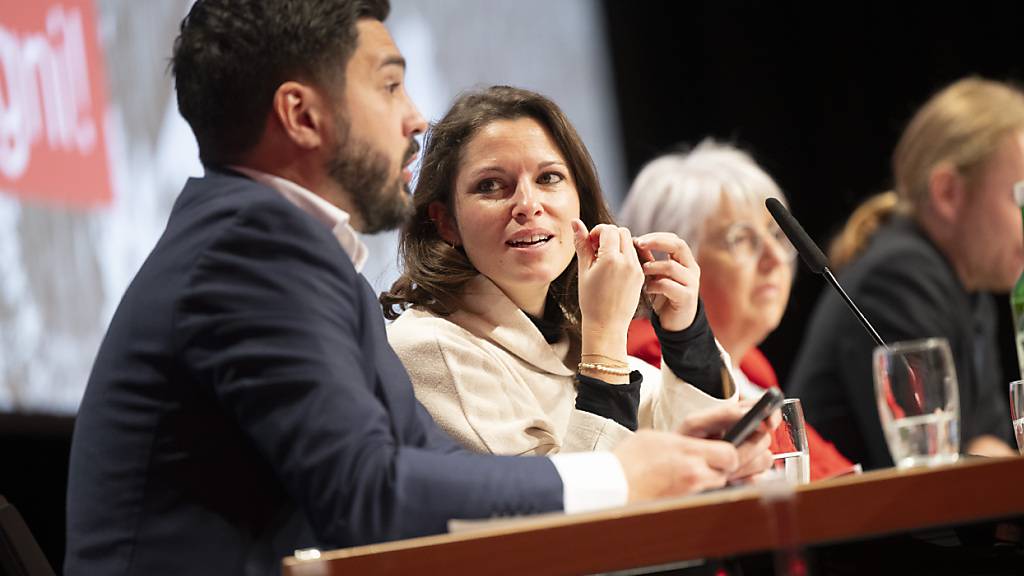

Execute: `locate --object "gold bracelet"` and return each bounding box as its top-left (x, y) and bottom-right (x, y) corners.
top-left (578, 362), bottom-right (631, 376)
top-left (580, 353), bottom-right (628, 367)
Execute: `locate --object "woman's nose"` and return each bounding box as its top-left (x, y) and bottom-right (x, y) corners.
top-left (511, 181), bottom-right (542, 221)
top-left (759, 233), bottom-right (789, 271)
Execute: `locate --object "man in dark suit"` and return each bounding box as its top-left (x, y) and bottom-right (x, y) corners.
top-left (65, 1), bottom-right (773, 574)
top-left (789, 78), bottom-right (1022, 470)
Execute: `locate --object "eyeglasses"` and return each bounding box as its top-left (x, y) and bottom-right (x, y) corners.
top-left (716, 221), bottom-right (797, 264)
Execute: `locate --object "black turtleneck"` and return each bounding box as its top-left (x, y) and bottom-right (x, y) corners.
top-left (651, 300), bottom-right (728, 399)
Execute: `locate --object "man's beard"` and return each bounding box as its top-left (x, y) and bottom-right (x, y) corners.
top-left (326, 120), bottom-right (419, 234)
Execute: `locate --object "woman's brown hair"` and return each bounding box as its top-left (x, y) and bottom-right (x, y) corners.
top-left (380, 85), bottom-right (615, 336)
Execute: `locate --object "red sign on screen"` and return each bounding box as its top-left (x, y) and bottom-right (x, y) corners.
top-left (0, 0), bottom-right (112, 209)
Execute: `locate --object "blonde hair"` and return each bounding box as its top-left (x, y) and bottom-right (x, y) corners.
top-left (894, 76), bottom-right (1024, 213)
top-left (829, 77), bottom-right (1024, 273)
top-left (827, 191), bottom-right (903, 273)
top-left (619, 140), bottom-right (786, 256)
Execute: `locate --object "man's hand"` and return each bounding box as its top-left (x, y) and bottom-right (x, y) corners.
top-left (612, 403), bottom-right (780, 502)
top-left (612, 429), bottom-right (738, 502)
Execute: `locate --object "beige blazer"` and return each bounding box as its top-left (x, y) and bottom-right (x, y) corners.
top-left (387, 275), bottom-right (737, 456)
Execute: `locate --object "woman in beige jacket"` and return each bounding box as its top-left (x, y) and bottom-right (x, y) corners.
top-left (381, 87), bottom-right (764, 471)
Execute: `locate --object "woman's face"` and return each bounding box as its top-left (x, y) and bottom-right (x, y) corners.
top-left (696, 194), bottom-right (794, 355)
top-left (434, 117), bottom-right (581, 305)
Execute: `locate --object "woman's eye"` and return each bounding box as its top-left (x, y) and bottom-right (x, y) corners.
top-left (476, 178), bottom-right (502, 193)
top-left (537, 172), bottom-right (565, 185)
top-left (727, 228), bottom-right (756, 248)
top-left (737, 231), bottom-right (758, 249)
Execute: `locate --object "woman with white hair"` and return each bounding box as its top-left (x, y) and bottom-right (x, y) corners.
top-left (622, 140), bottom-right (853, 480)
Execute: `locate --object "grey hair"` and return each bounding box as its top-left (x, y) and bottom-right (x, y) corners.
top-left (619, 139), bottom-right (787, 256)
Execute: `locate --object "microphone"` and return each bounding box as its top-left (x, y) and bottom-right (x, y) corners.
top-left (765, 198), bottom-right (888, 350)
top-left (767, 200), bottom-right (928, 418)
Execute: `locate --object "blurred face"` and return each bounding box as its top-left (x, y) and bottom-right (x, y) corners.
top-left (953, 131), bottom-right (1024, 291)
top-left (434, 117), bottom-right (580, 308)
top-left (696, 194), bottom-right (795, 357)
top-left (330, 19), bottom-right (426, 233)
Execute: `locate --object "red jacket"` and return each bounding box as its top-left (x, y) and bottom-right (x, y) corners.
top-left (627, 318), bottom-right (854, 481)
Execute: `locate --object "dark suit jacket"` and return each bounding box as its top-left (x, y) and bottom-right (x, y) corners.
top-left (787, 216), bottom-right (1011, 470)
top-left (65, 170), bottom-right (563, 575)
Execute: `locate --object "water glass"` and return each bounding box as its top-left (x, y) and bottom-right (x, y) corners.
top-left (771, 398), bottom-right (810, 484)
top-left (1010, 380), bottom-right (1024, 455)
top-left (873, 338), bottom-right (960, 468)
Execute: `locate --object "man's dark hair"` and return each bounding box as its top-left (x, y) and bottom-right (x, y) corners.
top-left (171, 0), bottom-right (390, 166)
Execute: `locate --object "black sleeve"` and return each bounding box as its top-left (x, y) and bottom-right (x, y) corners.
top-left (652, 300), bottom-right (728, 398)
top-left (968, 295), bottom-right (1014, 443)
top-left (575, 371), bottom-right (643, 431)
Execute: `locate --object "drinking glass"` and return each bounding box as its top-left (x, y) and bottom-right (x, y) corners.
top-left (771, 398), bottom-right (810, 484)
top-left (1010, 380), bottom-right (1024, 455)
top-left (873, 338), bottom-right (960, 468)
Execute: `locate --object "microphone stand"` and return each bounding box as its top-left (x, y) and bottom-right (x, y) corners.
top-left (821, 267), bottom-right (887, 350)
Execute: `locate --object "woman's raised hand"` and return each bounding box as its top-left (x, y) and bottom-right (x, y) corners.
top-left (572, 220), bottom-right (644, 364)
top-left (633, 232), bottom-right (700, 332)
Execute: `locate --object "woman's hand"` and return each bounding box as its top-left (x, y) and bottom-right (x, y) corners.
top-left (634, 232), bottom-right (700, 332)
top-left (572, 220), bottom-right (644, 363)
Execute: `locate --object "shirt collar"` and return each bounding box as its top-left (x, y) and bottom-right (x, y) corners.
top-left (227, 166), bottom-right (368, 272)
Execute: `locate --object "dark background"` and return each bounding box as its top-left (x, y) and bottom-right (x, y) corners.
top-left (602, 0), bottom-right (1024, 385)
top-left (5, 2), bottom-right (1024, 570)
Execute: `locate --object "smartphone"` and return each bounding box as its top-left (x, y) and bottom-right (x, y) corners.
top-left (721, 387), bottom-right (784, 445)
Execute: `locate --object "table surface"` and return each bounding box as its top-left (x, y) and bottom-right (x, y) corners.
top-left (283, 456), bottom-right (1024, 576)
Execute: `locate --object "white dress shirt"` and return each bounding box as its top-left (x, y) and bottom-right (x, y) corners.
top-left (733, 365), bottom-right (768, 401)
top-left (229, 166), bottom-right (628, 514)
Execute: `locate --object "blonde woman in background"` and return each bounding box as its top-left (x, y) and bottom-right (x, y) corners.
top-left (789, 77), bottom-right (1023, 469)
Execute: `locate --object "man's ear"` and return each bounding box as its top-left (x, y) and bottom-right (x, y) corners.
top-left (270, 81), bottom-right (328, 150)
top-left (927, 163), bottom-right (966, 225)
top-left (428, 201), bottom-right (461, 246)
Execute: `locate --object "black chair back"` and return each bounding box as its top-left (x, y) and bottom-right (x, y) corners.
top-left (0, 496), bottom-right (56, 576)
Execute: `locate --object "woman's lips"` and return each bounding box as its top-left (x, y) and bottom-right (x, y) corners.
top-left (506, 235), bottom-right (553, 250)
top-left (753, 283), bottom-right (780, 298)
